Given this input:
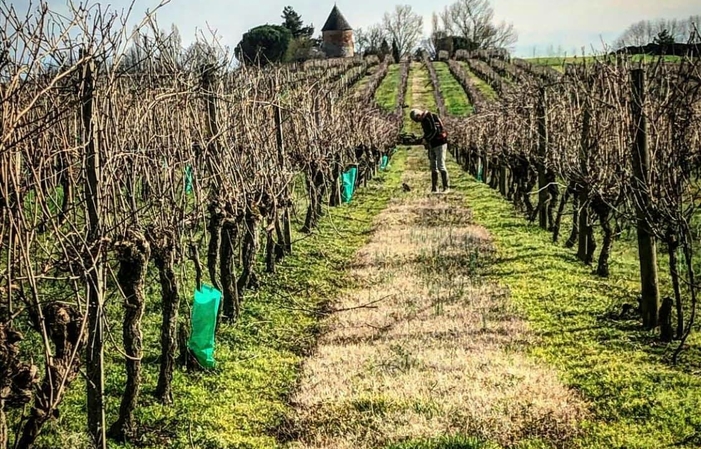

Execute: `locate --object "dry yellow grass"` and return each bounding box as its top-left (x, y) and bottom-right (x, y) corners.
top-left (285, 151), bottom-right (588, 449)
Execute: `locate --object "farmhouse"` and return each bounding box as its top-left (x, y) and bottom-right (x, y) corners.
top-left (321, 5), bottom-right (354, 58)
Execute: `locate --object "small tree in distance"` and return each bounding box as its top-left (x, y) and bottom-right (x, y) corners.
top-left (282, 6), bottom-right (314, 39)
top-left (653, 29), bottom-right (676, 46)
top-left (236, 25), bottom-right (292, 66)
top-left (382, 5), bottom-right (423, 59)
top-left (379, 39), bottom-right (391, 60)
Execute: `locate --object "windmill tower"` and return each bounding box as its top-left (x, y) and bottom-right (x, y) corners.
top-left (321, 5), bottom-right (354, 58)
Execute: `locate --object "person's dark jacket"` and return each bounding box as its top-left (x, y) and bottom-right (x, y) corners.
top-left (420, 112), bottom-right (448, 148)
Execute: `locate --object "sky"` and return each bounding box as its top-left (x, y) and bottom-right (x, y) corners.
top-left (8, 0), bottom-right (701, 57)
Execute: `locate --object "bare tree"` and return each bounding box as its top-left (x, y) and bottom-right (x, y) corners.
top-left (435, 0), bottom-right (517, 50)
top-left (615, 15), bottom-right (701, 48)
top-left (355, 24), bottom-right (386, 55)
top-left (382, 5), bottom-right (423, 59)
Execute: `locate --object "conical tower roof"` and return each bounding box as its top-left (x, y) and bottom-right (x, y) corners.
top-left (321, 5), bottom-right (352, 32)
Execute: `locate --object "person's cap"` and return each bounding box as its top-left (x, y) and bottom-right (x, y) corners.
top-left (410, 109), bottom-right (425, 121)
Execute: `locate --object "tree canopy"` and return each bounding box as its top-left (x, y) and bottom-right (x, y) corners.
top-left (614, 15), bottom-right (701, 48)
top-left (236, 25), bottom-right (292, 65)
top-left (282, 6), bottom-right (314, 39)
top-left (653, 29), bottom-right (676, 46)
top-left (431, 0), bottom-right (517, 53)
top-left (382, 5), bottom-right (423, 59)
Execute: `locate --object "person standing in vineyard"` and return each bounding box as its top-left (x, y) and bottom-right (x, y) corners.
top-left (410, 108), bottom-right (450, 193)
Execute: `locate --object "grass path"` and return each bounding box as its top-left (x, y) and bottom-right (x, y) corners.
top-left (432, 62), bottom-right (472, 116)
top-left (287, 61), bottom-right (585, 448)
top-left (404, 62), bottom-right (437, 135)
top-left (458, 62), bottom-right (498, 100)
top-left (286, 148), bottom-right (586, 449)
top-left (375, 64), bottom-right (401, 112)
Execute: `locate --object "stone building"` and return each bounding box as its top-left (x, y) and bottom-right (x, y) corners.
top-left (321, 5), bottom-right (354, 58)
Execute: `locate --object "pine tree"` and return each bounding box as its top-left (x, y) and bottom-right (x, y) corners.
top-left (392, 39), bottom-right (400, 62)
top-left (282, 6), bottom-right (314, 39)
top-left (653, 29), bottom-right (675, 46)
top-left (379, 39), bottom-right (390, 59)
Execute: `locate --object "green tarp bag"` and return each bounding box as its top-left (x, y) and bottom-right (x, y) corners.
top-left (380, 155), bottom-right (389, 171)
top-left (185, 165), bottom-right (193, 194)
top-left (341, 166), bottom-right (358, 203)
top-left (187, 284), bottom-right (221, 368)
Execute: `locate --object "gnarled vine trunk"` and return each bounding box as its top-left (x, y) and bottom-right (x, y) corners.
top-left (220, 222), bottom-right (240, 322)
top-left (207, 200), bottom-right (225, 289)
top-left (302, 166), bottom-right (325, 233)
top-left (553, 182), bottom-right (573, 243)
top-left (1, 325), bottom-right (38, 449)
top-left (594, 198), bottom-right (613, 277)
top-left (565, 187), bottom-right (580, 248)
top-left (109, 230), bottom-right (150, 442)
top-left (238, 210), bottom-right (261, 297)
top-left (18, 304), bottom-right (84, 449)
top-left (148, 228), bottom-right (181, 405)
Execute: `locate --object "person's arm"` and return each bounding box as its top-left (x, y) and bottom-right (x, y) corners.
top-left (423, 114), bottom-right (439, 141)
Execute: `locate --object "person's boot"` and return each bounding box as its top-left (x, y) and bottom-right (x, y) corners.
top-left (441, 171), bottom-right (450, 192)
top-left (431, 172), bottom-right (438, 193)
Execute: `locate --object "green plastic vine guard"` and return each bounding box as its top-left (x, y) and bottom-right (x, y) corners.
top-left (380, 155), bottom-right (389, 170)
top-left (341, 165), bottom-right (358, 203)
top-left (185, 165), bottom-right (193, 194)
top-left (187, 284), bottom-right (221, 368)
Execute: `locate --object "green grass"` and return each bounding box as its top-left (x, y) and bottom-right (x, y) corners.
top-left (385, 435), bottom-right (552, 449)
top-left (352, 65), bottom-right (380, 94)
top-left (29, 153), bottom-right (407, 449)
top-left (447, 157), bottom-right (701, 448)
top-left (404, 63), bottom-right (437, 136)
top-left (375, 63), bottom-right (401, 112)
top-left (432, 62), bottom-right (473, 116)
top-left (384, 435), bottom-right (490, 449)
top-left (527, 54), bottom-right (684, 67)
top-left (458, 62), bottom-right (498, 100)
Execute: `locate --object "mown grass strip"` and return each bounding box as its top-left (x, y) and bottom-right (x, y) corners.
top-left (458, 62), bottom-right (498, 100)
top-left (354, 65), bottom-right (381, 92)
top-left (526, 54), bottom-right (682, 67)
top-left (35, 154), bottom-right (407, 449)
top-left (404, 62), bottom-right (437, 136)
top-left (375, 63), bottom-right (401, 111)
top-left (385, 435), bottom-right (491, 449)
top-left (432, 62), bottom-right (473, 116)
top-left (448, 157), bottom-right (701, 449)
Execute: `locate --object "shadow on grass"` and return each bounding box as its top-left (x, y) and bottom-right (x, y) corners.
top-left (384, 435), bottom-right (486, 449)
top-left (449, 160), bottom-right (701, 447)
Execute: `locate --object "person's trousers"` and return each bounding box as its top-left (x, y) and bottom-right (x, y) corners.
top-left (428, 144), bottom-right (449, 191)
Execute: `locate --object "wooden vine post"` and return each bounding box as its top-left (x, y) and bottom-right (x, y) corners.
top-left (273, 77), bottom-right (292, 255)
top-left (80, 48), bottom-right (107, 449)
top-left (536, 87), bottom-right (549, 230)
top-left (499, 163), bottom-right (508, 196)
top-left (631, 68), bottom-right (660, 329)
top-left (577, 102), bottom-right (592, 262)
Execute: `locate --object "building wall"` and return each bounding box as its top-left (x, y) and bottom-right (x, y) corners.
top-left (322, 30), bottom-right (354, 58)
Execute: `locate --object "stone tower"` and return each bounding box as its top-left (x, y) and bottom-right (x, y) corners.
top-left (321, 5), bottom-right (354, 58)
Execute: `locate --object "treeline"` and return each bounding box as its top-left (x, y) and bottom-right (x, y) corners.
top-left (236, 6), bottom-right (321, 65)
top-left (614, 15), bottom-right (701, 48)
top-left (613, 42), bottom-right (701, 57)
